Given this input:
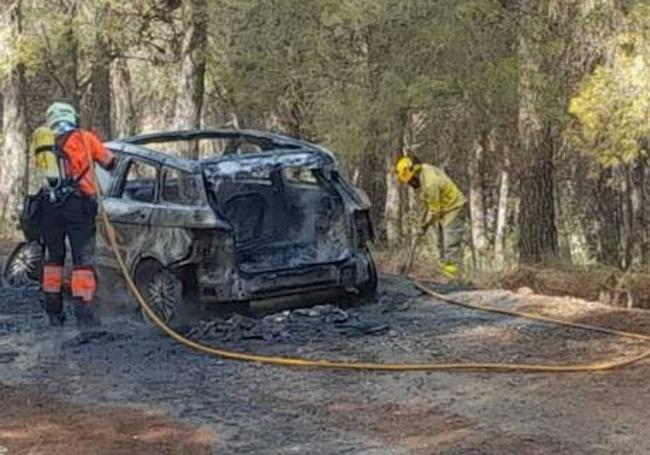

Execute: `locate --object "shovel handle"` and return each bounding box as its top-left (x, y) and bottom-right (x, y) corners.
top-left (402, 233), bottom-right (425, 276)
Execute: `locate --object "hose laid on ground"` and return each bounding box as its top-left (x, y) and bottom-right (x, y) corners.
top-left (413, 282), bottom-right (650, 341)
top-left (85, 140), bottom-right (650, 372)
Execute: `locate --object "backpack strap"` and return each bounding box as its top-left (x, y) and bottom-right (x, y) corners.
top-left (53, 129), bottom-right (76, 159)
top-left (73, 165), bottom-right (91, 184)
top-left (34, 145), bottom-right (54, 155)
top-left (53, 129), bottom-right (91, 188)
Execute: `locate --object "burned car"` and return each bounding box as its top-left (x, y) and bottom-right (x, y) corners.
top-left (4, 129), bottom-right (377, 323)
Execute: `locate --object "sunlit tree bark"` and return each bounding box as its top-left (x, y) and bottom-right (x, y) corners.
top-left (111, 58), bottom-right (136, 138)
top-left (469, 136), bottom-right (489, 269)
top-left (494, 156), bottom-right (510, 269)
top-left (173, 0), bottom-right (207, 159)
top-left (0, 0), bottom-right (28, 236)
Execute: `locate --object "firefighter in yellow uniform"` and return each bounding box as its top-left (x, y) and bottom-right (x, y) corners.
top-left (396, 156), bottom-right (467, 278)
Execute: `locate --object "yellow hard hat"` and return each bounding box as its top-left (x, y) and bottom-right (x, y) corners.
top-left (395, 156), bottom-right (420, 184)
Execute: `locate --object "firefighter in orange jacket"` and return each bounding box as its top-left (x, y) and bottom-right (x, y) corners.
top-left (39, 102), bottom-right (116, 327)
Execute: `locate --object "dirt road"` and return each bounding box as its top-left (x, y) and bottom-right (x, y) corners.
top-left (1, 273), bottom-right (650, 454)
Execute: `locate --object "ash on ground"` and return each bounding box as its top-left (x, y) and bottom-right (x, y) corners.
top-left (186, 303), bottom-right (394, 343)
top-left (185, 278), bottom-right (426, 343)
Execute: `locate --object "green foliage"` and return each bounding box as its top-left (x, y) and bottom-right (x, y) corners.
top-left (0, 9), bottom-right (42, 81)
top-left (568, 32), bottom-right (650, 166)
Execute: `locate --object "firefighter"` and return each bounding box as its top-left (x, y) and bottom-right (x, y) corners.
top-left (395, 155), bottom-right (467, 278)
top-left (39, 102), bottom-right (116, 327)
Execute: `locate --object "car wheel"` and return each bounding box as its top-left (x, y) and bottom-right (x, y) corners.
top-left (3, 241), bottom-right (44, 287)
top-left (134, 260), bottom-right (184, 326)
top-left (357, 250), bottom-right (378, 302)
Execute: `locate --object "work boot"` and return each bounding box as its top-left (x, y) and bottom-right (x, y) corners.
top-left (47, 312), bottom-right (66, 327)
top-left (72, 299), bottom-right (100, 328)
top-left (44, 293), bottom-right (65, 327)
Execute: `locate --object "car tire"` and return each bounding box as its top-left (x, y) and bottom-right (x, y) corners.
top-left (2, 241), bottom-right (44, 288)
top-left (357, 249), bottom-right (378, 303)
top-left (134, 260), bottom-right (184, 327)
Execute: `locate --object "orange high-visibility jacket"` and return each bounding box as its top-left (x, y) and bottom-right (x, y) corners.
top-left (59, 130), bottom-right (115, 197)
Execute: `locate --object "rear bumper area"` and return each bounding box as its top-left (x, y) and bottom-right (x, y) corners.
top-left (197, 253), bottom-right (372, 304)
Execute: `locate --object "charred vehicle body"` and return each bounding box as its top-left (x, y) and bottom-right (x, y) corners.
top-left (4, 129), bottom-right (377, 322)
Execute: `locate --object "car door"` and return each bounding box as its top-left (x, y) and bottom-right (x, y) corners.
top-left (94, 152), bottom-right (121, 270)
top-left (96, 156), bottom-right (160, 271)
top-left (146, 165), bottom-right (216, 267)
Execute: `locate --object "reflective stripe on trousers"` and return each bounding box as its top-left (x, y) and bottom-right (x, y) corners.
top-left (42, 263), bottom-right (63, 294)
top-left (71, 267), bottom-right (96, 304)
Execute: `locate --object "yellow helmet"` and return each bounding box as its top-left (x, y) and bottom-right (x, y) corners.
top-left (395, 156), bottom-right (420, 184)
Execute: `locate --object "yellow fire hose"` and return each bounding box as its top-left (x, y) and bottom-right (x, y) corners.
top-left (85, 138), bottom-right (650, 373)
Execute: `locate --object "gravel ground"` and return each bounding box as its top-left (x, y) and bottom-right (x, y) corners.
top-left (1, 268), bottom-right (650, 453)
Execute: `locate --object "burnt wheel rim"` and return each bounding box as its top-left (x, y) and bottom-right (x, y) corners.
top-left (4, 243), bottom-right (43, 287)
top-left (144, 270), bottom-right (181, 324)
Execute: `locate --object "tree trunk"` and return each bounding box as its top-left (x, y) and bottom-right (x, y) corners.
top-left (111, 58), bottom-right (136, 138)
top-left (173, 0), bottom-right (207, 159)
top-left (494, 157), bottom-right (510, 269)
top-left (384, 159), bottom-right (400, 249)
top-left (359, 127), bottom-right (388, 240)
top-left (620, 166), bottom-right (632, 268)
top-left (358, 24), bottom-right (391, 241)
top-left (630, 157), bottom-right (646, 266)
top-left (468, 136), bottom-right (489, 269)
top-left (0, 0), bottom-right (28, 237)
top-left (594, 167), bottom-right (622, 267)
top-left (518, 143), bottom-right (557, 264)
top-left (555, 177), bottom-right (572, 262)
top-left (517, 8), bottom-right (558, 264)
top-left (88, 35), bottom-right (112, 139)
top-left (58, 3), bottom-right (80, 105)
top-left (386, 110), bottom-right (409, 248)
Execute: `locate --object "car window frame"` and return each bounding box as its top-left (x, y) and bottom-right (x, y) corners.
top-left (114, 156), bottom-right (161, 204)
top-left (160, 165), bottom-right (207, 207)
top-left (282, 166), bottom-right (321, 187)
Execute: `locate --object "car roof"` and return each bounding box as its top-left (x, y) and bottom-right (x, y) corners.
top-left (106, 128), bottom-right (336, 174)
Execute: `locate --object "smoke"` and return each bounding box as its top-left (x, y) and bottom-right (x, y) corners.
top-left (95, 269), bottom-right (137, 318)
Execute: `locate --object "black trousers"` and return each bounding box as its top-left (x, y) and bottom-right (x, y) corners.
top-left (42, 194), bottom-right (98, 268)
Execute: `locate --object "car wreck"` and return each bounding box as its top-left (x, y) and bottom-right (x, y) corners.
top-left (4, 129), bottom-right (377, 323)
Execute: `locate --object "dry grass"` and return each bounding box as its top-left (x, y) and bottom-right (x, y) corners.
top-left (375, 246), bottom-right (650, 310)
top-left (478, 265), bottom-right (650, 310)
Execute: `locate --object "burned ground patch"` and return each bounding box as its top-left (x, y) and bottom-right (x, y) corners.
top-left (2, 273), bottom-right (650, 453)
